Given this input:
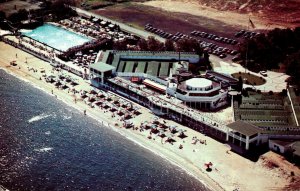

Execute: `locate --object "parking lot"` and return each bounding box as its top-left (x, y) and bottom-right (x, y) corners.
top-left (144, 23), bottom-right (247, 61)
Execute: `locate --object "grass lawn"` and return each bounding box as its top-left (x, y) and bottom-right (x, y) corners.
top-left (232, 72), bottom-right (266, 86)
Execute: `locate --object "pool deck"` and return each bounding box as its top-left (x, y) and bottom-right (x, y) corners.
top-left (21, 23), bottom-right (92, 52)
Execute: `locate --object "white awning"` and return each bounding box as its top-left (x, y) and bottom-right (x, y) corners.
top-left (143, 79), bottom-right (166, 92)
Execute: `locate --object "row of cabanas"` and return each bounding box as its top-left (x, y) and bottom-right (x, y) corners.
top-left (140, 118), bottom-right (188, 143)
top-left (45, 74), bottom-right (78, 88)
top-left (81, 88), bottom-right (141, 118)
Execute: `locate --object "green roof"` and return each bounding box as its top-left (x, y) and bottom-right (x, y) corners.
top-left (228, 120), bottom-right (261, 136)
top-left (124, 61), bottom-right (135, 72)
top-left (117, 61), bottom-right (125, 72)
top-left (159, 62), bottom-right (171, 77)
top-left (90, 62), bottom-right (116, 72)
top-left (146, 61), bottom-right (160, 76)
top-left (135, 61), bottom-right (146, 73)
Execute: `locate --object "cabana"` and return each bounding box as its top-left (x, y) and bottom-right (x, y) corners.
top-left (55, 80), bottom-right (62, 87)
top-left (169, 125), bottom-right (178, 134)
top-left (178, 129), bottom-right (188, 139)
top-left (46, 75), bottom-right (56, 83)
top-left (60, 83), bottom-right (69, 90)
top-left (103, 103), bottom-right (110, 109)
top-left (158, 130), bottom-right (166, 138)
top-left (94, 101), bottom-right (102, 106)
top-left (110, 106), bottom-right (117, 112)
top-left (150, 125), bottom-right (159, 134)
top-left (165, 133), bottom-right (176, 143)
top-left (117, 109), bottom-right (124, 116)
top-left (124, 113), bottom-right (132, 120)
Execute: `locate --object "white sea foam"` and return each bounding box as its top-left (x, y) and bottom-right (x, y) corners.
top-left (63, 115), bottom-right (72, 120)
top-left (45, 131), bottom-right (51, 135)
top-left (34, 147), bottom-right (53, 152)
top-left (28, 113), bottom-right (51, 123)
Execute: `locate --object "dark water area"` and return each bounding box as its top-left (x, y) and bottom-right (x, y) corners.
top-left (0, 70), bottom-right (209, 191)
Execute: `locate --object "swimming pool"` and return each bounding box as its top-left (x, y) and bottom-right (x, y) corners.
top-left (22, 24), bottom-right (92, 51)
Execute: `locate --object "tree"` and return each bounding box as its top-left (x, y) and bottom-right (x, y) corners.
top-left (113, 40), bottom-right (128, 50)
top-left (8, 9), bottom-right (28, 23)
top-left (138, 38), bottom-right (148, 51)
top-left (238, 27), bottom-right (300, 73)
top-left (50, 0), bottom-right (77, 20)
top-left (176, 39), bottom-right (192, 52)
top-left (203, 51), bottom-right (210, 64)
top-left (147, 36), bottom-right (163, 51)
top-left (164, 39), bottom-right (175, 51)
top-left (238, 76), bottom-right (243, 91)
top-left (176, 38), bottom-right (202, 54)
top-left (0, 11), bottom-right (5, 20)
top-left (285, 50), bottom-right (300, 86)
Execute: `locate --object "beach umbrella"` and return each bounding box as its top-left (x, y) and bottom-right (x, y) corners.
top-left (89, 89), bottom-right (97, 95)
top-left (75, 52), bottom-right (82, 56)
top-left (55, 80), bottom-right (62, 86)
top-left (204, 162), bottom-right (213, 171)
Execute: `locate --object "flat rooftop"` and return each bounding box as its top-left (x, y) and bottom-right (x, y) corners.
top-left (177, 78), bottom-right (220, 94)
top-left (228, 120), bottom-right (261, 137)
top-left (186, 78), bottom-right (212, 89)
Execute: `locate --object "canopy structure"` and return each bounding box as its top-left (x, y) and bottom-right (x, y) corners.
top-left (227, 120), bottom-right (261, 137)
top-left (143, 79), bottom-right (166, 93)
top-left (90, 62), bottom-right (116, 84)
top-left (90, 62), bottom-right (116, 73)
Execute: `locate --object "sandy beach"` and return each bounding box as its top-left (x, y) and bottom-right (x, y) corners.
top-left (1, 41), bottom-right (299, 191)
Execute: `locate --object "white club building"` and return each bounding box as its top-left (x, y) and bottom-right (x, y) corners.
top-left (167, 77), bottom-right (228, 110)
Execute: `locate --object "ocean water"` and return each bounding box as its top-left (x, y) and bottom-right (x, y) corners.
top-left (22, 24), bottom-right (91, 51)
top-left (0, 69), bottom-right (209, 191)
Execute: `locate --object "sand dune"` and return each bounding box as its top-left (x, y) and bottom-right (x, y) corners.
top-left (141, 0), bottom-right (300, 29)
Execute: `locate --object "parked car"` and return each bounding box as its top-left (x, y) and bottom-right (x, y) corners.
top-left (232, 55), bottom-right (240, 62)
top-left (259, 71), bottom-right (267, 77)
top-left (219, 54), bottom-right (227, 58)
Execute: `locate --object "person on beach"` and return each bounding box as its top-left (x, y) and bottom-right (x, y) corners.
top-left (84, 110), bottom-right (86, 115)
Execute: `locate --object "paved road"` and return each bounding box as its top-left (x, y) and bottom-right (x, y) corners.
top-left (73, 7), bottom-right (165, 42)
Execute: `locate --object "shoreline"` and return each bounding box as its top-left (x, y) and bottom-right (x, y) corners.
top-left (0, 44), bottom-right (221, 191)
top-left (0, 41), bottom-right (292, 191)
